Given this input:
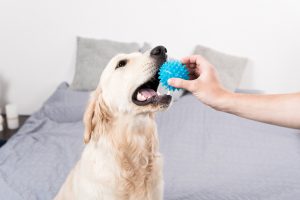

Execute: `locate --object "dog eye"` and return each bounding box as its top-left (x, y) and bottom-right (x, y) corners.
top-left (116, 60), bottom-right (127, 69)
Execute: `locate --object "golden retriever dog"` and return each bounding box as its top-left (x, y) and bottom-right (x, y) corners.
top-left (54, 46), bottom-right (172, 200)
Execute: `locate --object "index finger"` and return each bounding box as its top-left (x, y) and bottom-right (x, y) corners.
top-left (181, 55), bottom-right (211, 75)
top-left (181, 55), bottom-right (209, 66)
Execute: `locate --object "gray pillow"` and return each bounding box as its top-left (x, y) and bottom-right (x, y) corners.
top-left (71, 37), bottom-right (141, 91)
top-left (139, 42), bottom-right (152, 53)
top-left (193, 45), bottom-right (248, 91)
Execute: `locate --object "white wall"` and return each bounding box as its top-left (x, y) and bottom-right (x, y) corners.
top-left (0, 0), bottom-right (300, 114)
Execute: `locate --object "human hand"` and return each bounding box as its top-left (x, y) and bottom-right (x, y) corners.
top-left (168, 55), bottom-right (232, 110)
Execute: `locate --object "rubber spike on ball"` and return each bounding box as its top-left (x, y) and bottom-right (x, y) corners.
top-left (158, 60), bottom-right (190, 91)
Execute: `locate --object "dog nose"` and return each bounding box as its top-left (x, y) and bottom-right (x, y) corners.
top-left (150, 46), bottom-right (167, 57)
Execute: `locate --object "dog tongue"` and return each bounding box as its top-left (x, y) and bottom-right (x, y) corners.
top-left (137, 88), bottom-right (157, 101)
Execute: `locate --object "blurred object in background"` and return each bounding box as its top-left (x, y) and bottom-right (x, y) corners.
top-left (5, 104), bottom-right (19, 129)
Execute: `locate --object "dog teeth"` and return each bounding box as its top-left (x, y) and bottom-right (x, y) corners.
top-left (137, 92), bottom-right (147, 101)
top-left (157, 91), bottom-right (161, 96)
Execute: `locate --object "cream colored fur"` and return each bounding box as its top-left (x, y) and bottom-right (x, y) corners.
top-left (54, 51), bottom-right (169, 200)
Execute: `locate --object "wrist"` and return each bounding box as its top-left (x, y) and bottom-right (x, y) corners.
top-left (213, 89), bottom-right (236, 112)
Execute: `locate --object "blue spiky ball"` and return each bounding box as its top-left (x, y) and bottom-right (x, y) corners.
top-left (158, 60), bottom-right (190, 91)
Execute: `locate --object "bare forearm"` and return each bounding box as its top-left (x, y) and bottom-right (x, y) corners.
top-left (168, 55), bottom-right (300, 129)
top-left (218, 92), bottom-right (300, 129)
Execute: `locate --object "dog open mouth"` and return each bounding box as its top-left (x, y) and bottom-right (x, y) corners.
top-left (132, 72), bottom-right (172, 106)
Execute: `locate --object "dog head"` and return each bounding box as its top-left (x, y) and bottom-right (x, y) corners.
top-left (83, 46), bottom-right (172, 143)
top-left (99, 45), bottom-right (171, 113)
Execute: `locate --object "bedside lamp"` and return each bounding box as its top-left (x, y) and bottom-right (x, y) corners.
top-left (5, 104), bottom-right (19, 129)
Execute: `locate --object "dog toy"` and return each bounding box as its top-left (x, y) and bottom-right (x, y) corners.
top-left (158, 60), bottom-right (190, 91)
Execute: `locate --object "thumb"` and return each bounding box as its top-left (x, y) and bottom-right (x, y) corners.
top-left (168, 78), bottom-right (193, 91)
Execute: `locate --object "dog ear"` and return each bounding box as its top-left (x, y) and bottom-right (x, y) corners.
top-left (83, 90), bottom-right (98, 144)
top-left (83, 89), bottom-right (100, 144)
top-left (83, 89), bottom-right (111, 144)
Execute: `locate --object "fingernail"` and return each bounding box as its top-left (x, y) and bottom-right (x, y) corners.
top-left (168, 79), bottom-right (173, 85)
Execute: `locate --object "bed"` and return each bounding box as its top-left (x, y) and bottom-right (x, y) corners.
top-left (1, 82), bottom-right (300, 200)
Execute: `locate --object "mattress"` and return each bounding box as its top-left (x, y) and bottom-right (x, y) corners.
top-left (0, 82), bottom-right (299, 200)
